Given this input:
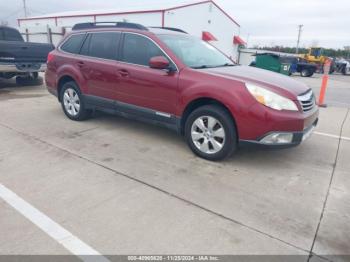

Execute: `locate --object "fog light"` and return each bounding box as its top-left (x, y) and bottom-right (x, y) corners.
top-left (260, 133), bottom-right (293, 144)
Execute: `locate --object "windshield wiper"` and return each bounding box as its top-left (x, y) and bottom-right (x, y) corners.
top-left (191, 63), bottom-right (235, 69)
top-left (213, 63), bottom-right (235, 67)
top-left (191, 65), bottom-right (212, 69)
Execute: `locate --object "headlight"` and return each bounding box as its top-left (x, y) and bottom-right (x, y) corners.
top-left (246, 83), bottom-right (298, 111)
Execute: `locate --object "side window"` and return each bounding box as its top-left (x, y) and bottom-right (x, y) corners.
top-left (88, 32), bottom-right (120, 60)
top-left (79, 34), bottom-right (91, 56)
top-left (61, 34), bottom-right (86, 54)
top-left (121, 33), bottom-right (166, 66)
top-left (3, 28), bottom-right (23, 41)
top-left (0, 29), bottom-right (4, 41)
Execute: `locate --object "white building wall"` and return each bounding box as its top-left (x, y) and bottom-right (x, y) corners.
top-left (19, 18), bottom-right (56, 27)
top-left (18, 3), bottom-right (242, 59)
top-left (56, 16), bottom-right (94, 27)
top-left (164, 2), bottom-right (240, 60)
top-left (18, 26), bottom-right (65, 46)
top-left (95, 12), bottom-right (162, 27)
top-left (19, 12), bottom-right (162, 28)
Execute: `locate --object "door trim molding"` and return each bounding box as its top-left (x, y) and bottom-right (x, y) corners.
top-left (84, 94), bottom-right (181, 132)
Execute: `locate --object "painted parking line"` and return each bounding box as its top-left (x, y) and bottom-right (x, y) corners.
top-left (0, 184), bottom-right (109, 262)
top-left (314, 131), bottom-right (350, 141)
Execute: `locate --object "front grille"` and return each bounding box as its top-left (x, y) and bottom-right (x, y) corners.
top-left (297, 89), bottom-right (315, 112)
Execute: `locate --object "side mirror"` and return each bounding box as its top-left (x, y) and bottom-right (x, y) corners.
top-left (149, 56), bottom-right (170, 70)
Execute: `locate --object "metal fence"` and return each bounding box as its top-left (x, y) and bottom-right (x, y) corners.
top-left (18, 26), bottom-right (67, 46)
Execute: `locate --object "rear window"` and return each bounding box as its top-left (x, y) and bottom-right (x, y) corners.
top-left (80, 32), bottom-right (120, 60)
top-left (3, 28), bottom-right (23, 41)
top-left (61, 34), bottom-right (86, 54)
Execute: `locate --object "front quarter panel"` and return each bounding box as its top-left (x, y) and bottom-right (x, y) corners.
top-left (177, 68), bottom-right (257, 138)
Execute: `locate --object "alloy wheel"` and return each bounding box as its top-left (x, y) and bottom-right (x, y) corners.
top-left (63, 88), bottom-right (80, 116)
top-left (191, 116), bottom-right (226, 154)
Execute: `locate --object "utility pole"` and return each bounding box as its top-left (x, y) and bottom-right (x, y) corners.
top-left (296, 24), bottom-right (303, 54)
top-left (23, 0), bottom-right (28, 18)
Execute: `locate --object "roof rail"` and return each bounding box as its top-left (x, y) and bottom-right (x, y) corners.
top-left (150, 27), bottom-right (188, 34)
top-left (72, 22), bottom-right (149, 31)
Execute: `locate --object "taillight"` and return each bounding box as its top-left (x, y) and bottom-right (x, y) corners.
top-left (47, 52), bottom-right (55, 63)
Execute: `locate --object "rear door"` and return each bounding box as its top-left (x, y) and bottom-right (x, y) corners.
top-left (77, 32), bottom-right (121, 104)
top-left (116, 32), bottom-right (179, 115)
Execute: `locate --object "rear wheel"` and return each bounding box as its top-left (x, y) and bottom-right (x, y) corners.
top-left (31, 72), bottom-right (39, 79)
top-left (60, 81), bottom-right (91, 121)
top-left (342, 65), bottom-right (350, 75)
top-left (184, 105), bottom-right (237, 161)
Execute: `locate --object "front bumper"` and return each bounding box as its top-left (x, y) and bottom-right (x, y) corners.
top-left (0, 63), bottom-right (47, 73)
top-left (240, 118), bottom-right (318, 148)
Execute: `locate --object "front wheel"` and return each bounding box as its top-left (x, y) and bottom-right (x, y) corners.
top-left (184, 105), bottom-right (237, 161)
top-left (60, 81), bottom-right (91, 121)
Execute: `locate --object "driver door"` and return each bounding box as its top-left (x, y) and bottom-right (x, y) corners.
top-left (115, 33), bottom-right (179, 115)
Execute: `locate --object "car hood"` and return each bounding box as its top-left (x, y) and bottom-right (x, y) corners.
top-left (202, 65), bottom-right (310, 97)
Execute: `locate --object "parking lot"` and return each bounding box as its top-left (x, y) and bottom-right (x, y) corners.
top-left (0, 73), bottom-right (349, 261)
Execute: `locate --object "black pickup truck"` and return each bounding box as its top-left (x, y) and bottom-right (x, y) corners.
top-left (0, 26), bottom-right (54, 84)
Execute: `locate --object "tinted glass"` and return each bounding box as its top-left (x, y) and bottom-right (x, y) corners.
top-left (79, 34), bottom-right (91, 56)
top-left (88, 32), bottom-right (120, 60)
top-left (158, 34), bottom-right (233, 68)
top-left (3, 28), bottom-right (23, 41)
top-left (61, 34), bottom-right (85, 54)
top-left (121, 33), bottom-right (165, 66)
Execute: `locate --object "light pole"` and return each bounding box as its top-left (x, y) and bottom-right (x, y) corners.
top-left (296, 24), bottom-right (303, 54)
top-left (23, 0), bottom-right (28, 18)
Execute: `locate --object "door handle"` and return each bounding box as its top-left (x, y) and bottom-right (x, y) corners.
top-left (118, 69), bottom-right (129, 77)
top-left (77, 61), bottom-right (85, 67)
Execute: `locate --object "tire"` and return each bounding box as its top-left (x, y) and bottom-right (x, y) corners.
top-left (301, 69), bottom-right (310, 77)
top-left (341, 65), bottom-right (349, 75)
top-left (31, 72), bottom-right (39, 79)
top-left (346, 67), bottom-right (350, 75)
top-left (60, 81), bottom-right (91, 121)
top-left (184, 105), bottom-right (237, 161)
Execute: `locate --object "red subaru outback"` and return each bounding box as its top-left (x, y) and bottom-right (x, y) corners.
top-left (46, 22), bottom-right (319, 161)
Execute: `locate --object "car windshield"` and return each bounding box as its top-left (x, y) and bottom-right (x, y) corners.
top-left (158, 34), bottom-right (234, 69)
